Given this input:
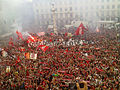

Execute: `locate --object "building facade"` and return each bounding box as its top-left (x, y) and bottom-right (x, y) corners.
top-left (33, 0), bottom-right (120, 29)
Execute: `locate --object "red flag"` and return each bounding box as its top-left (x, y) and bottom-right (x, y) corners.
top-left (19, 47), bottom-right (25, 52)
top-left (38, 45), bottom-right (49, 52)
top-left (37, 45), bottom-right (45, 50)
top-left (16, 30), bottom-right (24, 40)
top-left (80, 23), bottom-right (86, 30)
top-left (28, 36), bottom-right (37, 42)
top-left (50, 33), bottom-right (54, 36)
top-left (41, 46), bottom-right (49, 52)
top-left (9, 41), bottom-right (14, 46)
top-left (75, 23), bottom-right (86, 35)
top-left (65, 48), bottom-right (68, 52)
top-left (16, 56), bottom-right (21, 64)
top-left (65, 32), bottom-right (68, 37)
top-left (37, 32), bottom-right (45, 36)
top-left (9, 37), bottom-right (14, 46)
top-left (81, 28), bottom-right (84, 35)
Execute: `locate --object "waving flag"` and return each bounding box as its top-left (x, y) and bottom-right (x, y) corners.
top-left (75, 23), bottom-right (86, 35)
top-left (37, 32), bottom-right (45, 36)
top-left (37, 45), bottom-right (49, 52)
top-left (9, 37), bottom-right (14, 46)
top-left (40, 45), bottom-right (49, 52)
top-left (65, 32), bottom-right (68, 37)
top-left (50, 33), bottom-right (54, 36)
top-left (16, 30), bottom-right (24, 40)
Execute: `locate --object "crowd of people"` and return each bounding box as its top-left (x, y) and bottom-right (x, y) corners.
top-left (0, 28), bottom-right (120, 90)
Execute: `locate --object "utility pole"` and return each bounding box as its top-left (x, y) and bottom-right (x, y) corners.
top-left (51, 2), bottom-right (58, 35)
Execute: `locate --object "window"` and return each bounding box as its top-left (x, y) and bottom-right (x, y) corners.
top-left (118, 5), bottom-right (120, 8)
top-left (70, 13), bottom-right (73, 17)
top-left (106, 16), bottom-right (110, 21)
top-left (41, 14), bottom-right (44, 19)
top-left (65, 13), bottom-right (68, 18)
top-left (111, 17), bottom-right (115, 21)
top-left (101, 11), bottom-right (104, 16)
top-left (65, 8), bottom-right (67, 11)
top-left (107, 5), bottom-right (109, 9)
top-left (68, 14), bottom-right (70, 18)
top-left (60, 8), bottom-right (62, 11)
top-left (66, 20), bottom-right (68, 24)
top-left (70, 7), bottom-right (72, 11)
top-left (97, 6), bottom-right (99, 9)
top-left (75, 7), bottom-right (78, 10)
top-left (101, 17), bottom-right (104, 20)
top-left (75, 15), bottom-right (78, 18)
top-left (101, 5), bottom-right (104, 9)
top-left (112, 11), bottom-right (115, 16)
top-left (60, 13), bottom-right (63, 17)
top-left (112, 5), bottom-right (115, 9)
top-left (106, 11), bottom-right (110, 15)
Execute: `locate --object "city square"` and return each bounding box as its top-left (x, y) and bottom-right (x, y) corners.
top-left (0, 0), bottom-right (120, 90)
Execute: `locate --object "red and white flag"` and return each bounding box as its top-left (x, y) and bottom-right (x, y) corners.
top-left (40, 45), bottom-right (49, 52)
top-left (16, 30), bottom-right (24, 40)
top-left (37, 32), bottom-right (45, 36)
top-left (50, 33), bottom-right (54, 36)
top-left (65, 32), bottom-right (68, 37)
top-left (79, 27), bottom-right (84, 35)
top-left (9, 37), bottom-right (14, 46)
top-left (75, 23), bottom-right (86, 35)
top-left (37, 45), bottom-right (49, 52)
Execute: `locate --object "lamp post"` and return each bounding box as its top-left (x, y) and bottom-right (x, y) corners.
top-left (51, 2), bottom-right (58, 35)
